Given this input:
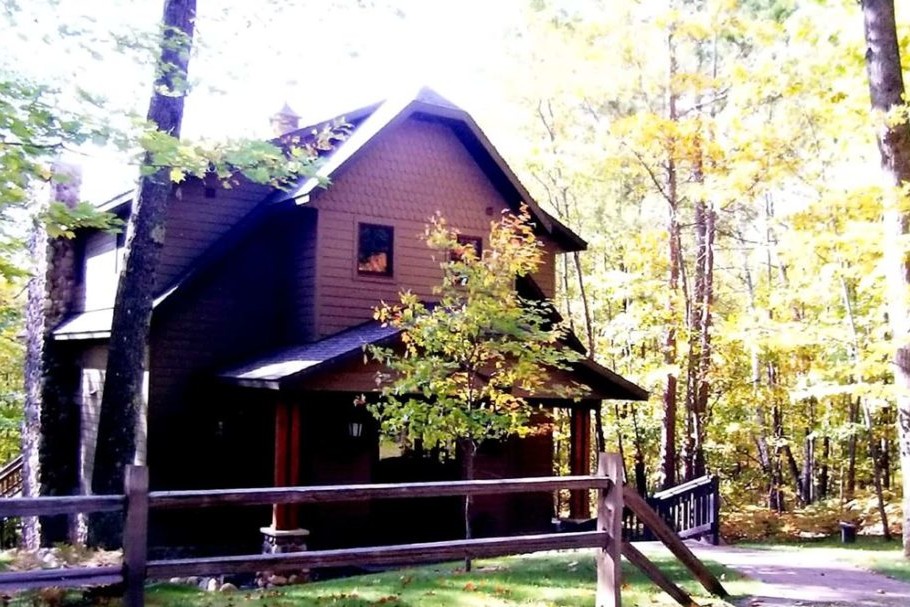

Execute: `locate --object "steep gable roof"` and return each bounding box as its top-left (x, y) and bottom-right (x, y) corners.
top-left (54, 87), bottom-right (586, 340)
top-left (276, 87), bottom-right (586, 252)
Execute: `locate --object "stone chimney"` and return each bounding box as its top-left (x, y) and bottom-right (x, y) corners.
top-left (51, 161), bottom-right (83, 208)
top-left (22, 161), bottom-right (84, 548)
top-left (270, 102), bottom-right (301, 136)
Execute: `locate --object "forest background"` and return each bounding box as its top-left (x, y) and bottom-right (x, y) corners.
top-left (2, 0), bottom-right (909, 542)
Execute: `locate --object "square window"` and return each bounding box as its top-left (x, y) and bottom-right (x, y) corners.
top-left (450, 235), bottom-right (482, 262)
top-left (358, 223), bottom-right (394, 276)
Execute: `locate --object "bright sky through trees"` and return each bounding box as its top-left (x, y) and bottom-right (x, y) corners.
top-left (3, 0), bottom-right (523, 202)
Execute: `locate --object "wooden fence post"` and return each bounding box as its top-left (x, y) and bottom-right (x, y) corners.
top-left (596, 452), bottom-right (623, 607)
top-left (124, 465), bottom-right (149, 607)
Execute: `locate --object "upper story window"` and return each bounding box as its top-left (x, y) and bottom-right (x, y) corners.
top-left (450, 235), bottom-right (482, 262)
top-left (357, 223), bottom-right (394, 276)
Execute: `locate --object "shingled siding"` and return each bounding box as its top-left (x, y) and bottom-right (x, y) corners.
top-left (288, 208), bottom-right (318, 343)
top-left (311, 116), bottom-right (558, 339)
top-left (155, 180), bottom-right (271, 294)
top-left (148, 217), bottom-right (288, 494)
top-left (73, 180), bottom-right (270, 313)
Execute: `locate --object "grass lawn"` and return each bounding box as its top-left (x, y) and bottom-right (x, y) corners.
top-left (143, 552), bottom-right (750, 607)
top-left (742, 536), bottom-right (910, 583)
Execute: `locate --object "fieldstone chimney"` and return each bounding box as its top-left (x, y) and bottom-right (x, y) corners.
top-left (270, 102), bottom-right (301, 136)
top-left (22, 162), bottom-right (84, 548)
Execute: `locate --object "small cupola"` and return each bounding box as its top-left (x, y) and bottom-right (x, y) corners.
top-left (270, 102), bottom-right (301, 136)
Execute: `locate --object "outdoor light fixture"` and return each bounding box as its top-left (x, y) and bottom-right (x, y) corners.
top-left (348, 420), bottom-right (364, 439)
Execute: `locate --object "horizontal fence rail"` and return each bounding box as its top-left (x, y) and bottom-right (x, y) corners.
top-left (0, 566), bottom-right (123, 592)
top-left (0, 495), bottom-right (124, 517)
top-left (149, 475), bottom-right (614, 509)
top-left (0, 459), bottom-right (627, 607)
top-left (148, 531), bottom-right (612, 578)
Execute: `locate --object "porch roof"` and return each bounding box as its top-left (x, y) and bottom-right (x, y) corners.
top-left (218, 320), bottom-right (401, 389)
top-left (218, 321), bottom-right (648, 401)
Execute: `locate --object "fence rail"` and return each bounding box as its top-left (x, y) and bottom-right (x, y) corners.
top-left (0, 455), bottom-right (627, 607)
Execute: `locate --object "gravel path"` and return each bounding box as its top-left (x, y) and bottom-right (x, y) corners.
top-left (636, 541), bottom-right (910, 607)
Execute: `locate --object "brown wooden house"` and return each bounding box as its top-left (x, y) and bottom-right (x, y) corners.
top-left (37, 88), bottom-right (646, 555)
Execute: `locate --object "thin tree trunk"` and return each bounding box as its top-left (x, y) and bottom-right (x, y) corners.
top-left (631, 405), bottom-right (648, 496)
top-left (863, 399), bottom-right (893, 541)
top-left (847, 396), bottom-right (858, 499)
top-left (860, 0), bottom-right (910, 557)
top-left (773, 398), bottom-right (803, 505)
top-left (659, 21), bottom-right (680, 490)
top-left (594, 406), bottom-right (605, 454)
top-left (462, 438), bottom-right (476, 572)
top-left (573, 252), bottom-right (596, 358)
top-left (90, 0), bottom-right (196, 547)
top-left (801, 428), bottom-right (813, 505)
top-left (818, 436), bottom-right (830, 500)
top-left (882, 407), bottom-right (892, 489)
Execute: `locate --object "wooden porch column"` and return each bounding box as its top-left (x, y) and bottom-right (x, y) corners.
top-left (272, 401), bottom-right (301, 530)
top-left (569, 406), bottom-right (592, 519)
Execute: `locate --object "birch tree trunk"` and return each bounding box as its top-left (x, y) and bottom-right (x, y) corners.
top-left (860, 0), bottom-right (910, 557)
top-left (90, 0), bottom-right (196, 547)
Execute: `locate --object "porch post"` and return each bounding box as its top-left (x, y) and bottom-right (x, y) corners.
top-left (272, 401), bottom-right (300, 529)
top-left (569, 405), bottom-right (592, 519)
top-left (262, 400), bottom-right (308, 555)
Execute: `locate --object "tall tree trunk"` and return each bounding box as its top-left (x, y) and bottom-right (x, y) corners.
top-left (630, 405), bottom-right (648, 496)
top-left (818, 436), bottom-right (830, 500)
top-left (863, 399), bottom-right (893, 541)
top-left (573, 252), bottom-right (596, 358)
top-left (882, 407), bottom-right (892, 489)
top-left (90, 0), bottom-right (196, 547)
top-left (659, 22), bottom-right (681, 490)
top-left (861, 0), bottom-right (910, 557)
top-left (847, 396), bottom-right (858, 499)
top-left (773, 396), bottom-right (803, 506)
top-left (683, 131), bottom-right (714, 481)
top-left (742, 242), bottom-right (780, 510)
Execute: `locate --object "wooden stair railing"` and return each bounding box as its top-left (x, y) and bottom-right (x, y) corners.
top-left (0, 455), bottom-right (24, 548)
top-left (622, 475), bottom-right (720, 545)
top-left (0, 455), bottom-right (22, 498)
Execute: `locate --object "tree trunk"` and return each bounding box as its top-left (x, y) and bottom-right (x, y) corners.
top-left (861, 0), bottom-right (910, 557)
top-left (773, 399), bottom-right (803, 506)
top-left (461, 438), bottom-right (476, 572)
top-left (573, 252), bottom-right (596, 358)
top-left (90, 0), bottom-right (196, 548)
top-left (818, 436), bottom-right (830, 500)
top-left (847, 396), bottom-right (858, 499)
top-left (659, 23), bottom-right (681, 490)
top-left (863, 399), bottom-right (893, 541)
top-left (630, 405), bottom-right (648, 496)
top-left (800, 428), bottom-right (814, 505)
top-left (882, 408), bottom-right (892, 489)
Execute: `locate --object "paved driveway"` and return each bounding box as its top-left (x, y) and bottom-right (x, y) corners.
top-left (636, 541), bottom-right (910, 607)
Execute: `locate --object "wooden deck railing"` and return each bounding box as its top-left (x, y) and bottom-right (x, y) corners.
top-left (0, 454), bottom-right (629, 607)
top-left (0, 456), bottom-right (22, 498)
top-left (623, 475), bottom-right (719, 546)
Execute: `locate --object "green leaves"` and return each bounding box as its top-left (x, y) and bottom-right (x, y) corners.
top-left (368, 208), bottom-right (582, 456)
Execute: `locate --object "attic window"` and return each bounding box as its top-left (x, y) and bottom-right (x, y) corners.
top-left (357, 223), bottom-right (394, 276)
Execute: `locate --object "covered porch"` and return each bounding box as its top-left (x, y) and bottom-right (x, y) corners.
top-left (216, 321), bottom-right (648, 552)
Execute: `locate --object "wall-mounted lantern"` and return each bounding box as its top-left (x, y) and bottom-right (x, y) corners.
top-left (348, 419), bottom-right (364, 439)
